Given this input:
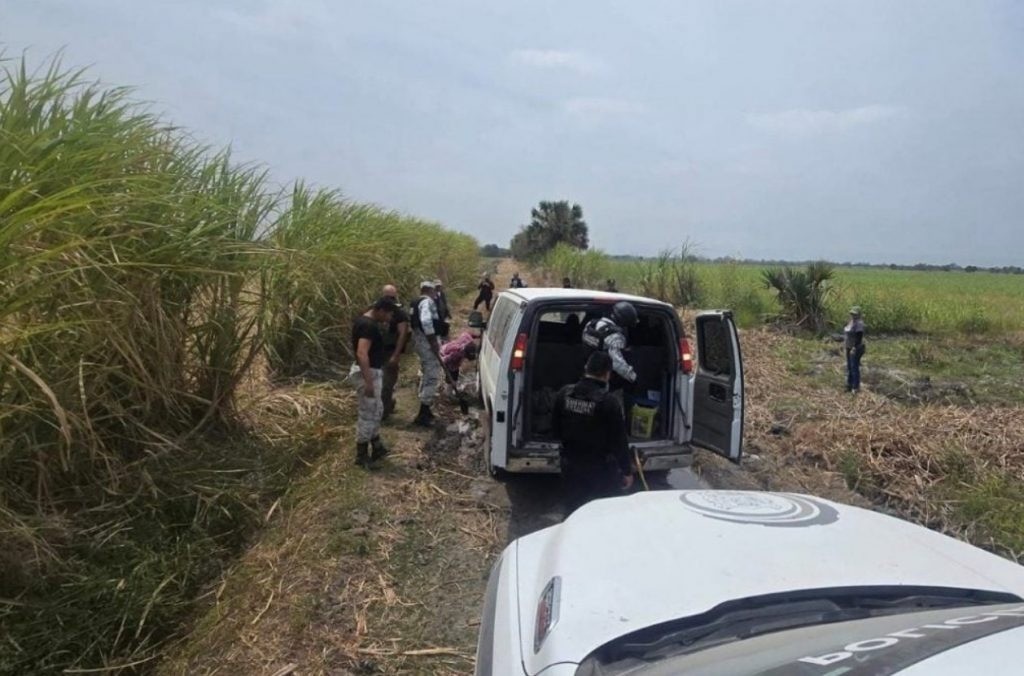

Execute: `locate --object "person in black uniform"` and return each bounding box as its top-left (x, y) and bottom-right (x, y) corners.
top-left (473, 274), bottom-right (495, 312)
top-left (380, 284), bottom-right (410, 420)
top-left (433, 279), bottom-right (452, 341)
top-left (553, 351), bottom-right (634, 514)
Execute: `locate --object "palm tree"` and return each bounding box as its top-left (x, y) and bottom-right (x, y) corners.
top-left (528, 201), bottom-right (588, 250)
top-left (510, 201), bottom-right (589, 260)
top-left (762, 262), bottom-right (835, 333)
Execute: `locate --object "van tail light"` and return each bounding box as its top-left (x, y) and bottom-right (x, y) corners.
top-left (679, 337), bottom-right (694, 374)
top-left (511, 333), bottom-right (528, 371)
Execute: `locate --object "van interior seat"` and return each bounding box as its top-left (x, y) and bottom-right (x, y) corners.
top-left (629, 346), bottom-right (670, 390)
top-left (531, 344), bottom-right (587, 392)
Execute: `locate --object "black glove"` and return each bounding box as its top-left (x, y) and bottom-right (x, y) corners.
top-left (629, 378), bottom-right (646, 397)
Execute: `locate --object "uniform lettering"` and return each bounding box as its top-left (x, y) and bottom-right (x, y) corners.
top-left (564, 398), bottom-right (597, 415)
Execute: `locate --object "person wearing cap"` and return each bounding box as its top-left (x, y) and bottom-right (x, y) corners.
top-left (433, 279), bottom-right (452, 342)
top-left (844, 306), bottom-right (867, 393)
top-left (349, 297), bottom-right (398, 467)
top-left (510, 271), bottom-right (526, 289)
top-left (552, 351), bottom-right (633, 514)
top-left (410, 280), bottom-right (445, 426)
top-left (379, 284), bottom-right (410, 420)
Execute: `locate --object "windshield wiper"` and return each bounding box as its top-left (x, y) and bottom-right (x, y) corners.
top-left (597, 586), bottom-right (1021, 664)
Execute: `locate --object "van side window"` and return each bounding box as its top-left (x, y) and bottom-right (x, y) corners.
top-left (698, 317), bottom-right (732, 376)
top-left (488, 299), bottom-right (516, 354)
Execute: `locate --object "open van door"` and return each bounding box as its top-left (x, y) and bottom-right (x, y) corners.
top-left (691, 311), bottom-right (744, 462)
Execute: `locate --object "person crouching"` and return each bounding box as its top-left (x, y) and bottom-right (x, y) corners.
top-left (440, 331), bottom-right (479, 384)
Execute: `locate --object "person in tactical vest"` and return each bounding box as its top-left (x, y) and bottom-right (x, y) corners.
top-left (410, 281), bottom-right (445, 426)
top-left (581, 301), bottom-right (639, 387)
top-left (553, 351), bottom-right (634, 513)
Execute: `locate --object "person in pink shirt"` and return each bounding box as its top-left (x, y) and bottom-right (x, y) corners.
top-left (440, 331), bottom-right (478, 383)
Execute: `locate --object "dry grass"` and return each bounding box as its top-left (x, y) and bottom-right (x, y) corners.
top-left (697, 327), bottom-right (1024, 561)
top-left (161, 307), bottom-right (504, 676)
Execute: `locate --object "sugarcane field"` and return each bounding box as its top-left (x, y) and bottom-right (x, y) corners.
top-left (3, 4), bottom-right (1024, 675)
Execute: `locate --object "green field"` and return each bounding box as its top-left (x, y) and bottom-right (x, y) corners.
top-left (551, 253), bottom-right (1024, 334)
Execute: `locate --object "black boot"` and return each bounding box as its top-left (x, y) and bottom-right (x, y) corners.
top-left (371, 436), bottom-right (390, 461)
top-left (413, 404), bottom-right (433, 427)
top-left (355, 442), bottom-right (371, 467)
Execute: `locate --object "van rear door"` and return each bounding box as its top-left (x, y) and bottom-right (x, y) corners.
top-left (691, 311), bottom-right (744, 462)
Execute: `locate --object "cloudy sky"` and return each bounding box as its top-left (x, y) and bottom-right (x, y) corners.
top-left (3, 0), bottom-right (1023, 265)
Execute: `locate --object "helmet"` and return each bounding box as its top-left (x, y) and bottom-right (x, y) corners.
top-left (611, 301), bottom-right (638, 327)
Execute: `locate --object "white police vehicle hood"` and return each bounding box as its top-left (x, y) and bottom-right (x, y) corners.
top-left (516, 490), bottom-right (1024, 675)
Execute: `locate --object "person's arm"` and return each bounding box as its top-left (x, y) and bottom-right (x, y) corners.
top-left (390, 320), bottom-right (410, 365)
top-left (605, 333), bottom-right (637, 382)
top-left (419, 299), bottom-right (436, 339)
top-left (356, 336), bottom-right (374, 396)
top-left (419, 299), bottom-right (448, 369)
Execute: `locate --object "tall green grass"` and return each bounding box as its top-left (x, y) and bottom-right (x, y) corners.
top-left (0, 56), bottom-right (477, 673)
top-left (605, 260), bottom-right (1024, 334)
top-left (263, 185), bottom-right (477, 376)
top-left (539, 243), bottom-right (612, 289)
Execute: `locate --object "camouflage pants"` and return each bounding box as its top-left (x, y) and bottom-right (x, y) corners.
top-left (353, 368), bottom-right (383, 443)
top-left (413, 332), bottom-right (440, 406)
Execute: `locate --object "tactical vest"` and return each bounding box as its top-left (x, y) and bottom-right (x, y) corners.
top-left (410, 297), bottom-right (444, 334)
top-left (582, 317), bottom-right (622, 352)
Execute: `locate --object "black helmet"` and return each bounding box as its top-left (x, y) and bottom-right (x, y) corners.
top-left (611, 301), bottom-right (638, 327)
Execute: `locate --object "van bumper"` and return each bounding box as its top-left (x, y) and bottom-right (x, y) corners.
top-left (505, 444), bottom-right (693, 474)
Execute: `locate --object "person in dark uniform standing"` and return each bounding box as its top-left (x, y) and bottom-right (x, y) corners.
top-left (433, 279), bottom-right (452, 341)
top-left (553, 351), bottom-right (634, 514)
top-left (348, 297), bottom-right (398, 467)
top-left (379, 284), bottom-right (410, 420)
top-left (473, 274), bottom-right (495, 312)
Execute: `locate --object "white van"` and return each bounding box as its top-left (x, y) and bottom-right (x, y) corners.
top-left (472, 288), bottom-right (744, 475)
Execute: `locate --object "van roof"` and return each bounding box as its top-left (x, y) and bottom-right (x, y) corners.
top-left (500, 287), bottom-right (673, 308)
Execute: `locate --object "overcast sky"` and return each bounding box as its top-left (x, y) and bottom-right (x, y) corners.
top-left (3, 0), bottom-right (1023, 265)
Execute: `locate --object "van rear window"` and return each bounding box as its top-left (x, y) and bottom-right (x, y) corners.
top-left (697, 318), bottom-right (732, 375)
